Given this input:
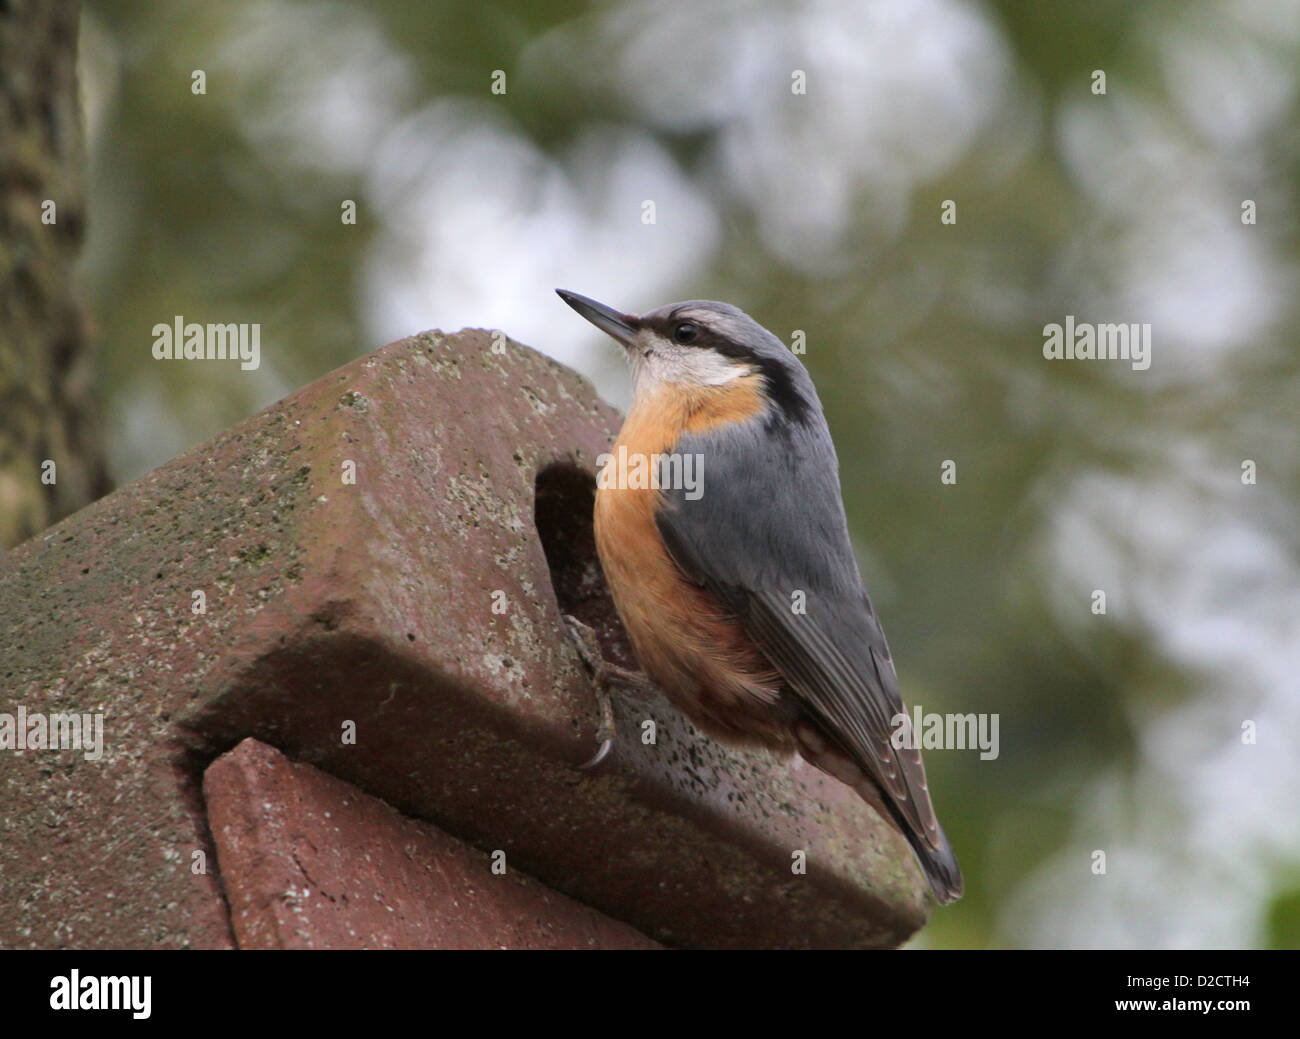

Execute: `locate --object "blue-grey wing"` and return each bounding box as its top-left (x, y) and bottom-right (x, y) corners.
top-left (655, 412), bottom-right (947, 857)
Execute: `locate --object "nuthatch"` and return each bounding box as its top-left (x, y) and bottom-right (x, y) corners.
top-left (558, 289), bottom-right (963, 905)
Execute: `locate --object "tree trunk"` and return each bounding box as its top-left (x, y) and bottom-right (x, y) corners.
top-left (0, 0), bottom-right (108, 549)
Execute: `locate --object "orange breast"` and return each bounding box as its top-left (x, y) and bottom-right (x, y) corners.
top-left (593, 376), bottom-right (791, 749)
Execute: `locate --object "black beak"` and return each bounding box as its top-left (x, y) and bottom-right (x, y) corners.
top-left (556, 289), bottom-right (639, 347)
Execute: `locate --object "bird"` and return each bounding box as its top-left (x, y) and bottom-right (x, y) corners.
top-left (556, 288), bottom-right (963, 905)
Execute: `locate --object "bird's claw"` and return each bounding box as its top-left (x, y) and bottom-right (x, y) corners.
top-left (565, 614), bottom-right (605, 673)
top-left (564, 615), bottom-right (618, 770)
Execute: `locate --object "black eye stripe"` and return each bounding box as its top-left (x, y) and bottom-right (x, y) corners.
top-left (642, 313), bottom-right (705, 347)
top-left (636, 306), bottom-right (815, 427)
top-left (673, 321), bottom-right (700, 344)
top-left (644, 313), bottom-right (743, 356)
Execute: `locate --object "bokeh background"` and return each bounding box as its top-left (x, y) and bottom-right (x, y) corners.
top-left (76, 0), bottom-right (1299, 947)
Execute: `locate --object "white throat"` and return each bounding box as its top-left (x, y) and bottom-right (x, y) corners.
top-left (628, 336), bottom-right (752, 402)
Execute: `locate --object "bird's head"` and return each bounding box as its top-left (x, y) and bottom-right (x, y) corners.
top-left (556, 289), bottom-right (813, 424)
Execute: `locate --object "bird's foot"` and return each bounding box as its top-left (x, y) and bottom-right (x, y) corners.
top-left (563, 614), bottom-right (649, 770)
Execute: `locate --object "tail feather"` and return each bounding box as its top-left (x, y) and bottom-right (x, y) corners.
top-left (790, 719), bottom-right (964, 905)
top-left (910, 823), bottom-right (963, 905)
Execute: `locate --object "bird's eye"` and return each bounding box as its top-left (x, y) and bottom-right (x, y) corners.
top-left (673, 321), bottom-right (700, 344)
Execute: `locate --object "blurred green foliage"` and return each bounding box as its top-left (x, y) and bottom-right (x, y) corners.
top-left (79, 0), bottom-right (1300, 948)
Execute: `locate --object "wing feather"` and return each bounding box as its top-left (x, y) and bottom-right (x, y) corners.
top-left (655, 413), bottom-right (947, 857)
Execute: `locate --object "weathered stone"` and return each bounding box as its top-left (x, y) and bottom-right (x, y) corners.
top-left (0, 329), bottom-right (929, 949)
top-left (205, 738), bottom-right (658, 949)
